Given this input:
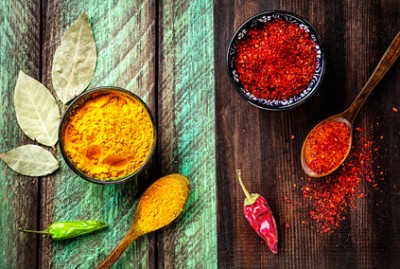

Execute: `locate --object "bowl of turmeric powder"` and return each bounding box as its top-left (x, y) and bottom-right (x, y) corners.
top-left (59, 87), bottom-right (156, 184)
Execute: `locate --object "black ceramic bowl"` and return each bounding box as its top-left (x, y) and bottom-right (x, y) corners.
top-left (227, 11), bottom-right (326, 110)
top-left (59, 86), bottom-right (156, 185)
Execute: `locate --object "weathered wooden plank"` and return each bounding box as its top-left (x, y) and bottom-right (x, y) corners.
top-left (370, 1), bottom-right (400, 267)
top-left (158, 0), bottom-right (218, 268)
top-left (343, 1), bottom-right (400, 268)
top-left (0, 1), bottom-right (41, 268)
top-left (215, 0), bottom-right (400, 268)
top-left (40, 1), bottom-right (156, 268)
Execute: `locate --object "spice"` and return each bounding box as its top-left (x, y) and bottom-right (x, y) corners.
top-left (234, 19), bottom-right (318, 100)
top-left (236, 170), bottom-right (278, 254)
top-left (63, 91), bottom-right (155, 180)
top-left (20, 220), bottom-right (107, 240)
top-left (392, 107), bottom-right (398, 112)
top-left (301, 129), bottom-right (382, 233)
top-left (134, 174), bottom-right (190, 231)
top-left (0, 145), bottom-right (59, 177)
top-left (52, 12), bottom-right (97, 104)
top-left (14, 71), bottom-right (60, 147)
top-left (97, 174), bottom-right (190, 269)
top-left (303, 120), bottom-right (351, 175)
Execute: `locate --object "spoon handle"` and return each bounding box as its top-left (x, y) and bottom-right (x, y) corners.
top-left (96, 228), bottom-right (142, 269)
top-left (344, 31), bottom-right (400, 123)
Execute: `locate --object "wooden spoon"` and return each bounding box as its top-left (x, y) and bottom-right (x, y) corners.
top-left (97, 174), bottom-right (190, 269)
top-left (301, 31), bottom-right (400, 178)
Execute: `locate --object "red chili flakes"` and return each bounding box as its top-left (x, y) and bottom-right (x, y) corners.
top-left (234, 19), bottom-right (318, 100)
top-left (301, 128), bottom-right (382, 233)
top-left (303, 121), bottom-right (351, 175)
top-left (290, 135), bottom-right (295, 140)
top-left (284, 196), bottom-right (291, 203)
top-left (392, 107), bottom-right (398, 112)
top-left (284, 223), bottom-right (290, 228)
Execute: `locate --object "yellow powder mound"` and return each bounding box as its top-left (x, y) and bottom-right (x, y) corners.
top-left (63, 91), bottom-right (154, 180)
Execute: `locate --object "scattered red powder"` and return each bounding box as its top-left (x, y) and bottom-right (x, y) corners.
top-left (392, 107), bottom-right (398, 112)
top-left (234, 19), bottom-right (318, 100)
top-left (301, 128), bottom-right (383, 233)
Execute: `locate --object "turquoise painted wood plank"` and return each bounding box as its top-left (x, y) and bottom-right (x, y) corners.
top-left (158, 0), bottom-right (218, 268)
top-left (39, 1), bottom-right (156, 268)
top-left (0, 1), bottom-right (41, 268)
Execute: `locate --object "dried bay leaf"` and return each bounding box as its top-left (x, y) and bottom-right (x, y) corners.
top-left (14, 71), bottom-right (60, 147)
top-left (52, 12), bottom-right (97, 104)
top-left (0, 145), bottom-right (59, 176)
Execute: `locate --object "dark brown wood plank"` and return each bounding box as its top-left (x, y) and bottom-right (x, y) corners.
top-left (0, 1), bottom-right (41, 268)
top-left (215, 0), bottom-right (400, 268)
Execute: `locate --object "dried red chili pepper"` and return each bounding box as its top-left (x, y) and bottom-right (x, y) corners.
top-left (234, 19), bottom-right (318, 100)
top-left (236, 170), bottom-right (278, 254)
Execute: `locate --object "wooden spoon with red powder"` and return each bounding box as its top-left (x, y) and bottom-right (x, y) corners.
top-left (301, 31), bottom-right (400, 178)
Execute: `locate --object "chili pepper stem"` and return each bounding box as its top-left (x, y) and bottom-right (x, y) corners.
top-left (236, 169), bottom-right (259, 205)
top-left (19, 228), bottom-right (50, 234)
top-left (236, 170), bottom-right (251, 198)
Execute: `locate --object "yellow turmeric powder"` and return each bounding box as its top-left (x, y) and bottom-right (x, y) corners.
top-left (134, 174), bottom-right (190, 232)
top-left (96, 174), bottom-right (190, 268)
top-left (63, 90), bottom-right (155, 180)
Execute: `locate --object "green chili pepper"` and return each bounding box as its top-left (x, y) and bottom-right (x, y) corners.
top-left (19, 220), bottom-right (107, 240)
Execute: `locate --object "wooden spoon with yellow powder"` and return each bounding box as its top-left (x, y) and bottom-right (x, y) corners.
top-left (97, 174), bottom-right (190, 269)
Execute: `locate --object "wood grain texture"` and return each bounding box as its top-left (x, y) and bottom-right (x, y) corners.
top-left (158, 0), bottom-right (218, 268)
top-left (215, 0), bottom-right (400, 268)
top-left (39, 1), bottom-right (156, 268)
top-left (0, 1), bottom-right (41, 268)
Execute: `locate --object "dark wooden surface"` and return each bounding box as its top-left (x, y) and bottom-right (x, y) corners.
top-left (215, 0), bottom-right (400, 268)
top-left (0, 1), bottom-right (40, 268)
top-left (2, 0), bottom-right (400, 268)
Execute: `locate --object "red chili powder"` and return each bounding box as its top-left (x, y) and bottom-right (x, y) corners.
top-left (304, 120), bottom-right (351, 175)
top-left (301, 129), bottom-right (382, 233)
top-left (234, 19), bottom-right (318, 100)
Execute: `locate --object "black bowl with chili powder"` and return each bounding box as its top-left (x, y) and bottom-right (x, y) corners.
top-left (227, 11), bottom-right (325, 110)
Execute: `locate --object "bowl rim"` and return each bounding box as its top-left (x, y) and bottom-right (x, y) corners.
top-left (226, 10), bottom-right (326, 111)
top-left (58, 86), bottom-right (157, 185)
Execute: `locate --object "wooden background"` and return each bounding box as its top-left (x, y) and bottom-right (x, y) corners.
top-left (1, 0), bottom-right (217, 268)
top-left (1, 0), bottom-right (400, 268)
top-left (215, 0), bottom-right (400, 268)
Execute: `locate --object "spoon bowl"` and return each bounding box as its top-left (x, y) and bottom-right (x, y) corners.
top-left (97, 174), bottom-right (190, 269)
top-left (301, 115), bottom-right (352, 178)
top-left (301, 31), bottom-right (400, 178)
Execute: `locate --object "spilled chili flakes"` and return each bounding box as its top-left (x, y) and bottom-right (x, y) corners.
top-left (392, 107), bottom-right (398, 112)
top-left (234, 19), bottom-right (318, 100)
top-left (301, 128), bottom-right (383, 233)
